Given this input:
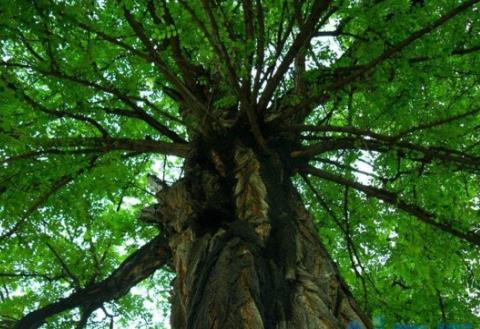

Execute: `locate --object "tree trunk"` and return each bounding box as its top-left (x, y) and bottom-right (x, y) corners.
top-left (148, 142), bottom-right (371, 329)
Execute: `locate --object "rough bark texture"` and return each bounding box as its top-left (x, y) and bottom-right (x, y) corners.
top-left (145, 140), bottom-right (371, 329)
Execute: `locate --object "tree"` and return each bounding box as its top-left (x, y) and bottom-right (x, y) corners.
top-left (0, 0), bottom-right (479, 327)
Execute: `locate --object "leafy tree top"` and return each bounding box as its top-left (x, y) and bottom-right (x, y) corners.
top-left (0, 0), bottom-right (479, 327)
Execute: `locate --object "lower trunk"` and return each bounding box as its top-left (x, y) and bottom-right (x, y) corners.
top-left (150, 144), bottom-right (370, 329)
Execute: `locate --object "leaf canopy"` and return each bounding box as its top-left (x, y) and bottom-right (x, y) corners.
top-left (0, 0), bottom-right (480, 327)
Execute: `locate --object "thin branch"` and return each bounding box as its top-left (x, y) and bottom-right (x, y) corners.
top-left (326, 0), bottom-right (480, 92)
top-left (259, 3), bottom-right (294, 87)
top-left (46, 242), bottom-right (82, 289)
top-left (3, 137), bottom-right (190, 164)
top-left (3, 149), bottom-right (99, 164)
top-left (0, 175), bottom-right (72, 241)
top-left (16, 29), bottom-right (46, 62)
top-left (35, 137), bottom-right (190, 157)
top-left (123, 7), bottom-right (207, 113)
top-left (280, 0), bottom-right (480, 121)
top-left (149, 0), bottom-right (200, 90)
top-left (241, 0), bottom-right (255, 92)
top-left (287, 106), bottom-right (480, 139)
top-left (436, 288), bottom-right (447, 323)
top-left (299, 165), bottom-right (480, 248)
top-left (342, 187), bottom-right (369, 310)
top-left (252, 0), bottom-right (265, 100)
top-left (404, 43), bottom-right (480, 64)
top-left (301, 174), bottom-right (370, 310)
top-left (395, 107), bottom-right (480, 137)
top-left (286, 124), bottom-right (397, 142)
top-left (199, 0), bottom-right (243, 98)
top-left (313, 157), bottom-right (384, 181)
top-left (1, 61), bottom-right (186, 143)
top-left (3, 82), bottom-right (109, 137)
top-left (257, 0), bottom-right (332, 112)
top-left (0, 272), bottom-right (64, 282)
top-left (0, 157), bottom-right (99, 242)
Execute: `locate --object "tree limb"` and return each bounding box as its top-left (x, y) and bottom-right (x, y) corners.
top-left (291, 136), bottom-right (480, 171)
top-left (286, 106), bottom-right (480, 139)
top-left (280, 0), bottom-right (480, 121)
top-left (1, 62), bottom-right (186, 144)
top-left (3, 137), bottom-right (190, 163)
top-left (123, 7), bottom-right (207, 113)
top-left (199, 0), bottom-right (243, 98)
top-left (12, 234), bottom-right (171, 329)
top-left (35, 137), bottom-right (191, 157)
top-left (326, 0), bottom-right (480, 92)
top-left (4, 82), bottom-right (109, 137)
top-left (298, 165), bottom-right (480, 248)
top-left (257, 0), bottom-right (332, 112)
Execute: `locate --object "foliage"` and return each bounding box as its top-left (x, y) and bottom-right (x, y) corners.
top-left (0, 0), bottom-right (480, 328)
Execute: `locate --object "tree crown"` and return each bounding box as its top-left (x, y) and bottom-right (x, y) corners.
top-left (1, 0), bottom-right (480, 327)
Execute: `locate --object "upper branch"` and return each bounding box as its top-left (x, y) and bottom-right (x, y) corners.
top-left (279, 0), bottom-right (480, 121)
top-left (257, 0), bottom-right (332, 112)
top-left (286, 105), bottom-right (480, 139)
top-left (199, 0), bottom-right (243, 98)
top-left (326, 0), bottom-right (480, 92)
top-left (147, 0), bottom-right (200, 90)
top-left (1, 61), bottom-right (186, 143)
top-left (3, 80), bottom-right (109, 137)
top-left (252, 0), bottom-right (265, 100)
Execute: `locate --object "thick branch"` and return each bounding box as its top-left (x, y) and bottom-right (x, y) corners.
top-left (299, 166), bottom-right (480, 248)
top-left (35, 137), bottom-right (190, 157)
top-left (13, 234), bottom-right (171, 329)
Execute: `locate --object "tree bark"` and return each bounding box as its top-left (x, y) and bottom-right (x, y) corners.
top-left (149, 142), bottom-right (371, 329)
